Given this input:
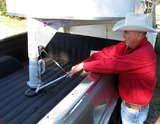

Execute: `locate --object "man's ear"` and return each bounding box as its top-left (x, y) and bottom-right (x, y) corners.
top-left (137, 32), bottom-right (144, 41)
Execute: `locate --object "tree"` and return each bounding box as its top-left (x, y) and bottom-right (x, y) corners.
top-left (0, 0), bottom-right (6, 16)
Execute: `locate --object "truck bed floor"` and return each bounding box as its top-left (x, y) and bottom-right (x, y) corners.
top-left (0, 58), bottom-right (87, 124)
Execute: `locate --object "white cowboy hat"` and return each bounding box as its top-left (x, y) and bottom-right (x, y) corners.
top-left (112, 13), bottom-right (158, 32)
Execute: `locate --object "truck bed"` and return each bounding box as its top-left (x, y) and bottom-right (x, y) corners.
top-left (0, 58), bottom-right (88, 124)
top-left (0, 32), bottom-right (120, 124)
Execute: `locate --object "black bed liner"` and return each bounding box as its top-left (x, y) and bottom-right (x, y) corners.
top-left (0, 58), bottom-right (88, 124)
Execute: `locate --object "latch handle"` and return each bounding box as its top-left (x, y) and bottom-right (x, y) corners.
top-left (38, 59), bottom-right (45, 75)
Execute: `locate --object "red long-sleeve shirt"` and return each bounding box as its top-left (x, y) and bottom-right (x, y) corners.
top-left (83, 37), bottom-right (156, 105)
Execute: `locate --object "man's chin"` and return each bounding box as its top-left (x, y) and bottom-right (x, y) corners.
top-left (126, 45), bottom-right (131, 49)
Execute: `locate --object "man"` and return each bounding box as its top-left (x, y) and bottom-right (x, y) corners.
top-left (66, 13), bottom-right (158, 123)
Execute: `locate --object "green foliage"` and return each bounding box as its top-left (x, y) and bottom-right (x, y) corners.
top-left (0, 0), bottom-right (25, 20)
top-left (0, 0), bottom-right (6, 16)
top-left (145, 33), bottom-right (160, 124)
top-left (156, 32), bottom-right (160, 54)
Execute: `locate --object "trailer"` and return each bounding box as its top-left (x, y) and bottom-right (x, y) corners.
top-left (1, 0), bottom-right (157, 123)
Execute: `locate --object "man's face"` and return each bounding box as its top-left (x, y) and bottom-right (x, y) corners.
top-left (123, 31), bottom-right (141, 49)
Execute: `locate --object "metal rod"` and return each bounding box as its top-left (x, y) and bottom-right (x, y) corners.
top-left (39, 74), bottom-right (66, 90)
top-left (42, 50), bottom-right (66, 73)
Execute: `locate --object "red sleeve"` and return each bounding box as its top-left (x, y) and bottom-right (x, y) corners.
top-left (84, 41), bottom-right (125, 62)
top-left (83, 45), bottom-right (156, 74)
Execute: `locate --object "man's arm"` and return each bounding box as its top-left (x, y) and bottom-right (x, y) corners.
top-left (83, 46), bottom-right (156, 74)
top-left (66, 42), bottom-right (124, 78)
top-left (66, 62), bottom-right (84, 78)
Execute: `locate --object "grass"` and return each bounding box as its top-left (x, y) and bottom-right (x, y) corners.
top-left (145, 32), bottom-right (160, 124)
top-left (0, 16), bottom-right (27, 33)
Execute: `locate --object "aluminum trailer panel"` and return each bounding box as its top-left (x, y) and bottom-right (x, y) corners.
top-left (6, 0), bottom-right (135, 19)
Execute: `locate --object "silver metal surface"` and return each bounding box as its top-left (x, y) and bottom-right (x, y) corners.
top-left (63, 74), bottom-right (118, 124)
top-left (38, 73), bottom-right (94, 124)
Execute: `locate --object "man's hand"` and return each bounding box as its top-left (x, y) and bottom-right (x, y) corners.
top-left (66, 62), bottom-right (84, 78)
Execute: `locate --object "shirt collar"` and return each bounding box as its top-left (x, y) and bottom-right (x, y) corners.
top-left (129, 37), bottom-right (147, 50)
